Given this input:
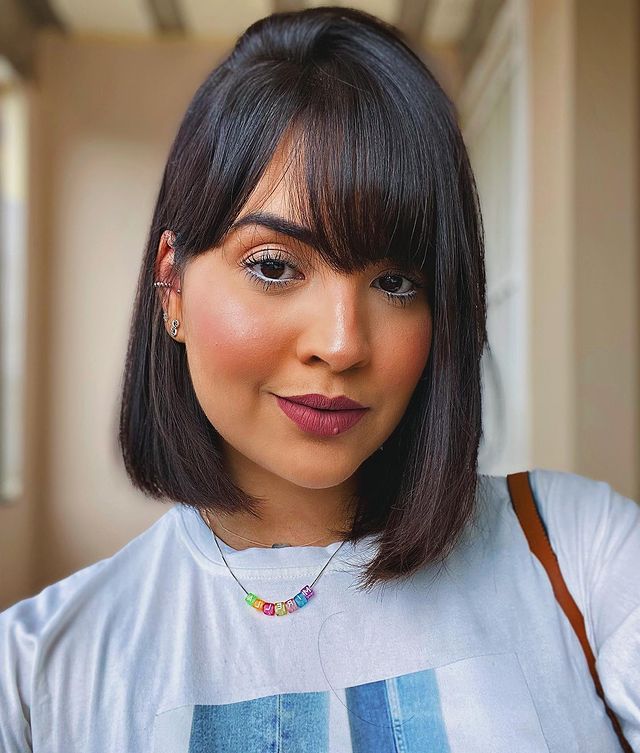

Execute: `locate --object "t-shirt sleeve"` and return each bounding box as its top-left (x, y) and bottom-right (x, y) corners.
top-left (0, 559), bottom-right (108, 752)
top-left (0, 599), bottom-right (36, 751)
top-left (529, 468), bottom-right (640, 751)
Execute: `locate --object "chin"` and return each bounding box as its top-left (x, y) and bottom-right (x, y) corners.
top-left (268, 459), bottom-right (361, 490)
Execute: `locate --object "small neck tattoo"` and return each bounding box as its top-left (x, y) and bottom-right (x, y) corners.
top-left (271, 542), bottom-right (292, 548)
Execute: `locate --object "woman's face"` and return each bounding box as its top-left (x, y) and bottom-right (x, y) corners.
top-left (159, 145), bottom-right (432, 493)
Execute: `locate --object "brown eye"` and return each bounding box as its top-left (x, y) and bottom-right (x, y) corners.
top-left (377, 273), bottom-right (411, 294)
top-left (239, 249), bottom-right (302, 292)
top-left (255, 259), bottom-right (288, 281)
top-left (373, 271), bottom-right (424, 307)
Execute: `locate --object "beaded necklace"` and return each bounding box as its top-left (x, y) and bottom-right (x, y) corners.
top-left (202, 511), bottom-right (347, 617)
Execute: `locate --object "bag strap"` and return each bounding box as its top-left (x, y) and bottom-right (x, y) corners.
top-left (506, 471), bottom-right (632, 753)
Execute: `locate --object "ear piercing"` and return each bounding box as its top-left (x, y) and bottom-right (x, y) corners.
top-left (153, 281), bottom-right (181, 293)
top-left (154, 231), bottom-right (181, 337)
top-left (160, 310), bottom-right (179, 337)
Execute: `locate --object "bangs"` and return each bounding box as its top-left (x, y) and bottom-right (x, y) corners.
top-left (285, 88), bottom-right (437, 280)
top-left (184, 59), bottom-right (440, 299)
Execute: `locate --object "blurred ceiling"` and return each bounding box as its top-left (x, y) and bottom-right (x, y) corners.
top-left (0, 0), bottom-right (502, 81)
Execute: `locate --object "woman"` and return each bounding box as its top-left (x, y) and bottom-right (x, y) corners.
top-left (1, 6), bottom-right (638, 752)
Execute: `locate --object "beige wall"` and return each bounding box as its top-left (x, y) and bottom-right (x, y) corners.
top-left (573, 1), bottom-right (639, 493)
top-left (1, 33), bottom-right (231, 608)
top-left (528, 0), bottom-right (576, 471)
top-left (528, 0), bottom-right (639, 498)
top-left (0, 83), bottom-right (42, 608)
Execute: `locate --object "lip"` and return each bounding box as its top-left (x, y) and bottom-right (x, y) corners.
top-left (279, 393), bottom-right (366, 410)
top-left (275, 395), bottom-right (369, 437)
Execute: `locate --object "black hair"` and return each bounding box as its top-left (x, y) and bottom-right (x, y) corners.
top-left (118, 5), bottom-right (487, 592)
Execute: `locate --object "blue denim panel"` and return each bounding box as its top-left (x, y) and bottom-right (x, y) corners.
top-left (188, 691), bottom-right (330, 753)
top-left (345, 677), bottom-right (396, 751)
top-left (346, 668), bottom-right (451, 753)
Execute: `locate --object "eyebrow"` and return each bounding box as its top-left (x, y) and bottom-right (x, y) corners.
top-left (225, 212), bottom-right (318, 247)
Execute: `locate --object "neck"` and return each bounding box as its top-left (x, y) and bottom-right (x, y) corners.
top-left (202, 507), bottom-right (353, 550)
top-left (203, 443), bottom-right (358, 550)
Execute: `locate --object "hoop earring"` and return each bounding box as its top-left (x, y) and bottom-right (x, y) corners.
top-left (170, 319), bottom-right (180, 337)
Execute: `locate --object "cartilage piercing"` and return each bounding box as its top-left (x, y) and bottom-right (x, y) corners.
top-left (153, 281), bottom-right (181, 293)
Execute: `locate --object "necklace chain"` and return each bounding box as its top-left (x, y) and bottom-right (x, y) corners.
top-left (208, 512), bottom-right (328, 548)
top-left (201, 509), bottom-right (348, 607)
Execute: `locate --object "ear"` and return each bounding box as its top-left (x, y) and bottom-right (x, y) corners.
top-left (154, 230), bottom-right (185, 343)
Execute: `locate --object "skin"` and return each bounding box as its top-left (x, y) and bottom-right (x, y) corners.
top-left (155, 141), bottom-right (432, 549)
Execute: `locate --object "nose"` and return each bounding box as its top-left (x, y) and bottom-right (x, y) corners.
top-left (295, 277), bottom-right (372, 373)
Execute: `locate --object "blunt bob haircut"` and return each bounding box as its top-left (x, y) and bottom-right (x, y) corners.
top-left (119, 5), bottom-right (487, 592)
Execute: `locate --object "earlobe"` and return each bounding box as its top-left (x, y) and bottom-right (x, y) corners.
top-left (160, 310), bottom-right (183, 341)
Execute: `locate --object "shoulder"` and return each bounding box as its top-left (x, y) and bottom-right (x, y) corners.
top-left (475, 468), bottom-right (640, 746)
top-left (528, 467), bottom-right (640, 632)
top-left (0, 504), bottom-right (180, 675)
top-left (487, 467), bottom-right (640, 651)
top-left (527, 466), bottom-right (639, 539)
top-left (476, 467), bottom-right (639, 553)
top-left (0, 505), bottom-right (180, 747)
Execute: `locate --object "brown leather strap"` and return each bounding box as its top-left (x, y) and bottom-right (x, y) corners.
top-left (507, 471), bottom-right (632, 752)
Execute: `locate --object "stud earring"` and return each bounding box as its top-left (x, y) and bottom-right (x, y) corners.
top-left (170, 319), bottom-right (180, 337)
top-left (162, 311), bottom-right (168, 322)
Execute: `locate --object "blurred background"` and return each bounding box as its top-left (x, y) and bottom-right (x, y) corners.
top-left (0, 0), bottom-right (638, 609)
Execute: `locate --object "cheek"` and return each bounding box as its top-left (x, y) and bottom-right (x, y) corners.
top-left (377, 315), bottom-right (432, 400)
top-left (184, 289), bottom-right (280, 388)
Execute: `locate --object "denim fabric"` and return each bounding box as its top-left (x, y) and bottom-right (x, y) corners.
top-left (347, 669), bottom-right (450, 752)
top-left (189, 693), bottom-right (329, 753)
top-left (180, 668), bottom-right (449, 753)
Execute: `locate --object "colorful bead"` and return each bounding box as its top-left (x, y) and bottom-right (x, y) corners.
top-left (245, 587), bottom-right (315, 615)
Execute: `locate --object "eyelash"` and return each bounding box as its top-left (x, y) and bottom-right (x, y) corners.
top-left (239, 249), bottom-right (424, 308)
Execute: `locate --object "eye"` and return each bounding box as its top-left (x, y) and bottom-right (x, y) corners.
top-left (239, 249), bottom-right (424, 306)
top-left (373, 272), bottom-right (424, 308)
top-left (239, 248), bottom-right (302, 292)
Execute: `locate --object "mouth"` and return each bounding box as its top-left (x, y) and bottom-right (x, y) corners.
top-left (278, 393), bottom-right (366, 410)
top-left (274, 395), bottom-right (369, 437)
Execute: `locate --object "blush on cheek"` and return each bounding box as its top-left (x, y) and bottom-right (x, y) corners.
top-left (386, 320), bottom-right (432, 388)
top-left (186, 292), bottom-right (280, 380)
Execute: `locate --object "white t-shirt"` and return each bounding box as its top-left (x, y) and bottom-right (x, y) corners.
top-left (1, 468), bottom-right (639, 752)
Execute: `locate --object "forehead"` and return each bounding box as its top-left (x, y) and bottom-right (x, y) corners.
top-left (239, 137), bottom-right (301, 222)
top-left (216, 121), bottom-right (433, 279)
top-left (225, 136), bottom-right (316, 248)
